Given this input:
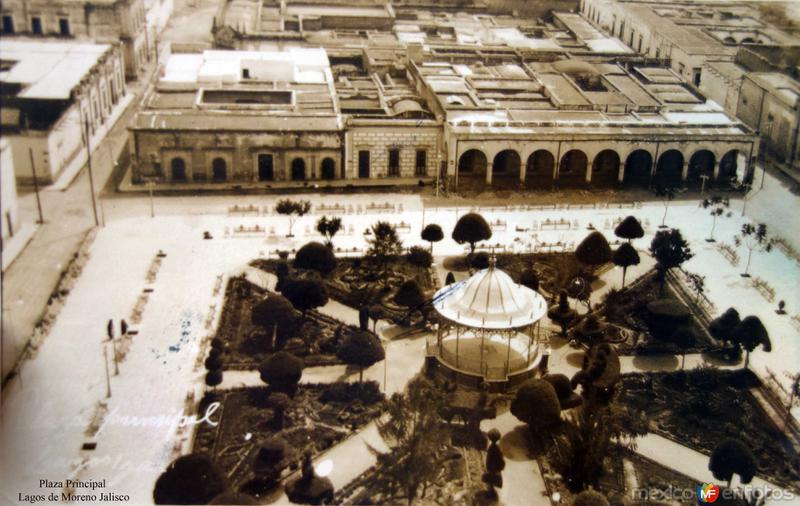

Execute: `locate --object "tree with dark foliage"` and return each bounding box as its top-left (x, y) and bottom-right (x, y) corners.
top-left (452, 213), bottom-right (492, 256)
top-left (153, 454), bottom-right (225, 505)
top-left (316, 216), bottom-right (342, 248)
top-left (366, 221), bottom-right (404, 289)
top-left (259, 351), bottom-right (304, 397)
top-left (294, 242), bottom-right (337, 276)
top-left (510, 379), bottom-right (561, 435)
top-left (733, 315), bottom-right (771, 369)
top-left (421, 224), bottom-right (444, 254)
top-left (613, 216), bottom-right (644, 243)
top-left (649, 228), bottom-right (693, 294)
top-left (251, 295), bottom-right (298, 350)
top-left (280, 279), bottom-right (329, 319)
top-left (337, 330), bottom-right (385, 382)
top-left (612, 242), bottom-right (640, 288)
top-left (709, 439), bottom-right (757, 487)
top-left (275, 199), bottom-right (311, 237)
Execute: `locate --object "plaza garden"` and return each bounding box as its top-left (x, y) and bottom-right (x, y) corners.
top-left (149, 200), bottom-right (799, 506)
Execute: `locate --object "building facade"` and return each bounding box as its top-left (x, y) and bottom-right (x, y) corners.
top-left (1, 139), bottom-right (20, 248)
top-left (0, 0), bottom-right (149, 78)
top-left (0, 40), bottom-right (127, 184)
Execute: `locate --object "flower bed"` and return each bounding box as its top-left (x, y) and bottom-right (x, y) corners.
top-left (214, 276), bottom-right (361, 370)
top-left (193, 382), bottom-right (385, 493)
top-left (619, 369), bottom-right (800, 491)
top-left (599, 270), bottom-right (719, 356)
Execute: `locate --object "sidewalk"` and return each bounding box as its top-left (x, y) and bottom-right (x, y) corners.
top-left (0, 222), bottom-right (38, 272)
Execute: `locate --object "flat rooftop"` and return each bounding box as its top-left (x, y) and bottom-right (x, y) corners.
top-left (0, 40), bottom-right (112, 100)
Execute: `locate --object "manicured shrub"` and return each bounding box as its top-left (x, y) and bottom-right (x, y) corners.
top-left (294, 241), bottom-right (337, 276)
top-left (318, 380), bottom-right (384, 404)
top-left (153, 454), bottom-right (225, 505)
top-left (259, 351), bottom-right (304, 397)
top-left (337, 331), bottom-right (385, 382)
top-left (510, 379), bottom-right (561, 433)
top-left (452, 213), bottom-right (492, 255)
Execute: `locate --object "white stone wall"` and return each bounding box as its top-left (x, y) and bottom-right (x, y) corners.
top-left (1, 140), bottom-right (20, 244)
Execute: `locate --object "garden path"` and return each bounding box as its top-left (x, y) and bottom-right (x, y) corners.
top-left (480, 411), bottom-right (551, 505)
top-left (634, 433), bottom-right (800, 504)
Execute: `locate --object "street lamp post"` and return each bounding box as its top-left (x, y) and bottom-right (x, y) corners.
top-left (699, 174), bottom-right (709, 194)
top-left (82, 112), bottom-right (100, 227)
top-left (741, 182), bottom-right (752, 217)
top-left (28, 148), bottom-right (44, 224)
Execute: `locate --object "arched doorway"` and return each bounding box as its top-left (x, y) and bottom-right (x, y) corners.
top-left (458, 149), bottom-right (487, 178)
top-left (655, 150), bottom-right (684, 188)
top-left (719, 150), bottom-right (739, 184)
top-left (291, 158), bottom-right (306, 181)
top-left (558, 150), bottom-right (588, 186)
top-left (623, 150), bottom-right (653, 187)
top-left (492, 150), bottom-right (521, 179)
top-left (687, 150), bottom-right (715, 189)
top-left (171, 157), bottom-right (187, 182)
top-left (212, 157), bottom-right (227, 182)
top-left (591, 150), bottom-right (620, 187)
top-left (321, 158), bottom-right (335, 180)
top-left (258, 154), bottom-right (274, 181)
top-left (525, 150), bottom-right (554, 188)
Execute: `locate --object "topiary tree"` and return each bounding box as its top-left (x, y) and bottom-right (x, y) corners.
top-left (251, 295), bottom-right (298, 350)
top-left (709, 307), bottom-right (741, 356)
top-left (732, 315), bottom-right (771, 369)
top-left (735, 223), bottom-right (772, 277)
top-left (153, 454), bottom-right (226, 505)
top-left (406, 246), bottom-right (433, 272)
top-left (394, 279), bottom-right (426, 322)
top-left (280, 279), bottom-right (329, 320)
top-left (285, 452), bottom-right (334, 505)
top-left (205, 369), bottom-right (223, 389)
top-left (548, 290), bottom-right (577, 337)
top-left (482, 428), bottom-right (505, 498)
top-left (268, 392), bottom-right (291, 429)
top-left (205, 354), bottom-right (223, 371)
top-left (452, 213), bottom-right (492, 256)
top-left (649, 228), bottom-right (693, 295)
top-left (701, 196), bottom-right (730, 242)
top-left (445, 271), bottom-right (456, 286)
top-left (275, 199), bottom-right (311, 237)
top-left (259, 351), bottom-right (304, 397)
top-left (294, 242), bottom-right (337, 276)
top-left (316, 216), bottom-right (342, 248)
top-left (519, 270), bottom-right (539, 291)
top-left (708, 439), bottom-right (757, 487)
top-left (510, 379), bottom-right (561, 435)
top-left (337, 330), bottom-right (385, 382)
top-left (421, 224), bottom-right (444, 254)
top-left (612, 242), bottom-right (640, 288)
top-left (575, 231), bottom-right (612, 271)
top-left (613, 216), bottom-right (644, 243)
top-left (573, 490), bottom-right (610, 506)
top-left (252, 437), bottom-right (296, 492)
top-left (543, 373), bottom-right (582, 410)
top-left (366, 221), bottom-right (404, 289)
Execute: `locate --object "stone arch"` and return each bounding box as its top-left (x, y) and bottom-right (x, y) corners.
top-left (623, 149), bottom-right (652, 187)
top-left (212, 157), bottom-right (227, 182)
top-left (687, 149), bottom-right (715, 189)
top-left (591, 149), bottom-right (620, 187)
top-left (171, 157), bottom-right (187, 182)
top-left (741, 37), bottom-right (756, 44)
top-left (655, 149), bottom-right (683, 188)
top-left (492, 149), bottom-right (521, 178)
top-left (458, 149), bottom-right (487, 177)
top-left (525, 150), bottom-right (555, 188)
top-left (321, 157), bottom-right (336, 180)
top-left (558, 149), bottom-right (588, 186)
top-left (719, 149), bottom-right (739, 183)
top-left (291, 158), bottom-right (306, 181)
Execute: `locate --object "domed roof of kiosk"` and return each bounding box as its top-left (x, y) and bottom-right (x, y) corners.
top-left (433, 263), bottom-right (547, 330)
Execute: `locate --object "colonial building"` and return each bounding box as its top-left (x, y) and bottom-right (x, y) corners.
top-left (411, 56), bottom-right (758, 190)
top-left (0, 40), bottom-right (127, 184)
top-left (0, 0), bottom-right (150, 78)
top-left (130, 48), bottom-right (343, 185)
top-left (579, 0), bottom-right (798, 174)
